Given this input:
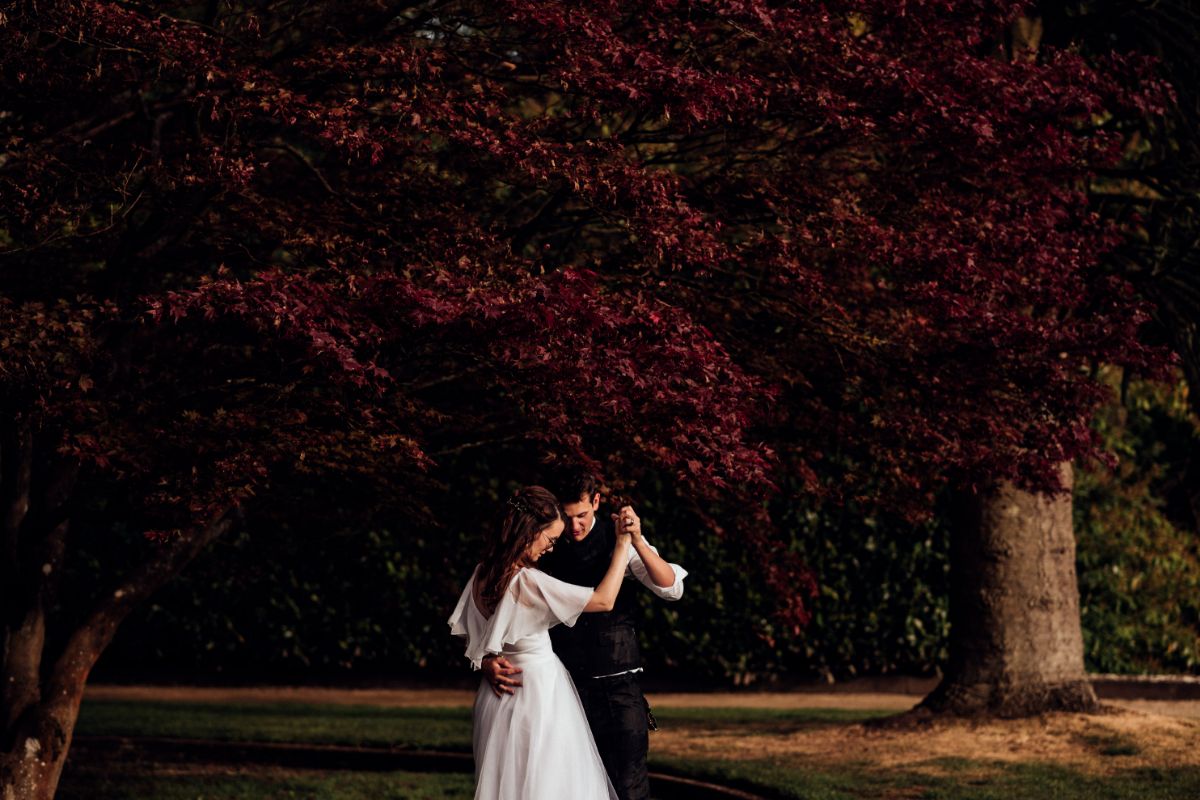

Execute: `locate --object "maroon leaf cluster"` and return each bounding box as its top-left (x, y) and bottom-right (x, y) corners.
top-left (0, 0), bottom-right (1172, 626)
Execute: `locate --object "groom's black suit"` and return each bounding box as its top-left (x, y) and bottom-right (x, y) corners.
top-left (540, 513), bottom-right (651, 800)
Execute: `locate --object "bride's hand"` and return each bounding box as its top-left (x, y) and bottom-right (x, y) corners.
top-left (612, 512), bottom-right (635, 544)
top-left (614, 528), bottom-right (632, 552)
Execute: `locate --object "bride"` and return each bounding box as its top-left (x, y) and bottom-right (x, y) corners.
top-left (448, 485), bottom-right (631, 800)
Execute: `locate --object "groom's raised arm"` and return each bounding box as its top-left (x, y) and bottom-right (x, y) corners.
top-left (616, 505), bottom-right (687, 600)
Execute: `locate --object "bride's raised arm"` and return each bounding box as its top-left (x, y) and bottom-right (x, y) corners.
top-left (582, 530), bottom-right (633, 612)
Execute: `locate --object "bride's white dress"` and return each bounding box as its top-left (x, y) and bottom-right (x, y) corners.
top-left (448, 565), bottom-right (618, 800)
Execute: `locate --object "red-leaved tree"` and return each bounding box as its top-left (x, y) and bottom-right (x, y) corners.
top-left (1, 1), bottom-right (1171, 795)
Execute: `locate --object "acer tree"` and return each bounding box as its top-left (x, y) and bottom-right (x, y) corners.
top-left (0, 0), bottom-right (1171, 796)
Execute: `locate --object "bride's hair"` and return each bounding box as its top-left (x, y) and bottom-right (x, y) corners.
top-left (477, 486), bottom-right (562, 615)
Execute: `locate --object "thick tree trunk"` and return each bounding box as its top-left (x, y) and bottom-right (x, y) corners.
top-left (0, 686), bottom-right (81, 800)
top-left (921, 462), bottom-right (1098, 716)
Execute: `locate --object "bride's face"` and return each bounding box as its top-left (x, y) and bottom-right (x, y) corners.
top-left (524, 517), bottom-right (565, 564)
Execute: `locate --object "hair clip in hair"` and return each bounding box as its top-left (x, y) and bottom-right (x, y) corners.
top-left (507, 495), bottom-right (528, 514)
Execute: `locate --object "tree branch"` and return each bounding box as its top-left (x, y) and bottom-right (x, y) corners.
top-left (2, 421), bottom-right (33, 584)
top-left (47, 506), bottom-right (241, 694)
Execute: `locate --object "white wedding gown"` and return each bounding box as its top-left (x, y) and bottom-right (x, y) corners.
top-left (448, 565), bottom-right (618, 800)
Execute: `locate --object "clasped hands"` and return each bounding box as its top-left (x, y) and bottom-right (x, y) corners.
top-left (612, 505), bottom-right (641, 543)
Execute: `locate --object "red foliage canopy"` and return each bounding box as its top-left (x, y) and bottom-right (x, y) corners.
top-left (0, 0), bottom-right (1171, 626)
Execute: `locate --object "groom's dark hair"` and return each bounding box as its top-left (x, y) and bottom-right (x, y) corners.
top-left (549, 464), bottom-right (601, 505)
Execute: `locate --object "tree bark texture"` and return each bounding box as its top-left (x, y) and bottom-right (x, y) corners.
top-left (921, 462), bottom-right (1099, 716)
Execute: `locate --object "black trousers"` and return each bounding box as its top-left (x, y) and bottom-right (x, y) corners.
top-left (574, 672), bottom-right (650, 800)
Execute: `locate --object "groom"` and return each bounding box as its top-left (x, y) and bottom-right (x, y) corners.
top-left (481, 467), bottom-right (687, 800)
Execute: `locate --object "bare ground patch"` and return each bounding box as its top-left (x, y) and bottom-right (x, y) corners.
top-left (648, 705), bottom-right (1200, 778)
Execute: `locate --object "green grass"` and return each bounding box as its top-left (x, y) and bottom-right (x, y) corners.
top-left (69, 699), bottom-right (1200, 800)
top-left (1077, 730), bottom-right (1142, 758)
top-left (75, 701), bottom-right (475, 750)
top-left (59, 767), bottom-right (474, 800)
top-left (74, 701), bottom-right (887, 750)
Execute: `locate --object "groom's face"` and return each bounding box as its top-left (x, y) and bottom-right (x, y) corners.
top-left (562, 492), bottom-right (601, 542)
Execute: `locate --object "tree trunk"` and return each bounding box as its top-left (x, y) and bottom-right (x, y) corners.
top-left (0, 682), bottom-right (81, 800)
top-left (1, 503), bottom-right (236, 800)
top-left (920, 462), bottom-right (1098, 716)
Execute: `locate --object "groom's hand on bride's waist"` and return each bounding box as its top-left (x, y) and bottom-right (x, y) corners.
top-left (481, 654), bottom-right (523, 697)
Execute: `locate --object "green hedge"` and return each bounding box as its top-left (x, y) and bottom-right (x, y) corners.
top-left (1075, 374), bottom-right (1200, 674)
top-left (91, 376), bottom-right (1200, 684)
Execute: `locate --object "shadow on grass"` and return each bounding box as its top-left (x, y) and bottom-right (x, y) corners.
top-left (58, 766), bottom-right (475, 800)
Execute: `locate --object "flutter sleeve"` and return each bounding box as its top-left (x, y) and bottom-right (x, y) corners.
top-left (447, 564), bottom-right (479, 641)
top-left (454, 567), bottom-right (592, 670)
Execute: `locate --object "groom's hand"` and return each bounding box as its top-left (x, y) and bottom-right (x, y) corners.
top-left (613, 506), bottom-right (642, 542)
top-left (481, 654), bottom-right (523, 697)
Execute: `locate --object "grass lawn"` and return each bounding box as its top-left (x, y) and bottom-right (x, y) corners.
top-left (73, 701), bottom-right (885, 751)
top-left (59, 766), bottom-right (474, 800)
top-left (76, 700), bottom-right (476, 750)
top-left (67, 699), bottom-right (1200, 799)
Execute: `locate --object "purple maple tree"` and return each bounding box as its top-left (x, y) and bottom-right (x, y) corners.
top-left (0, 0), bottom-right (1171, 795)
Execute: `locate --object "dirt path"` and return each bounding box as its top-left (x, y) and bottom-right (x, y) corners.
top-left (85, 685), bottom-right (481, 708)
top-left (78, 685), bottom-right (944, 712)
